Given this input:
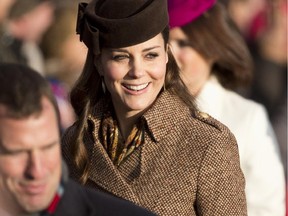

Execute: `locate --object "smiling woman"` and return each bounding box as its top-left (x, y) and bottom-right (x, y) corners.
top-left (99, 35), bottom-right (168, 138)
top-left (61, 0), bottom-right (248, 215)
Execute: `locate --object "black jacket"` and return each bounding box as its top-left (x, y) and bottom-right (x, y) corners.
top-left (53, 180), bottom-right (156, 216)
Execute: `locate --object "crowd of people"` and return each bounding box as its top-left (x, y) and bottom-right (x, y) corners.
top-left (0, 0), bottom-right (286, 215)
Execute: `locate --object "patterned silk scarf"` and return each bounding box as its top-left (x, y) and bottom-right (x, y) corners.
top-left (100, 111), bottom-right (145, 166)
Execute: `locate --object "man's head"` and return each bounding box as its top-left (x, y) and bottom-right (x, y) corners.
top-left (0, 63), bottom-right (62, 215)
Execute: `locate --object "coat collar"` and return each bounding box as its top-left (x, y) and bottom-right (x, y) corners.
top-left (87, 103), bottom-right (139, 202)
top-left (143, 90), bottom-right (191, 142)
top-left (89, 91), bottom-right (191, 143)
top-left (86, 91), bottom-right (191, 202)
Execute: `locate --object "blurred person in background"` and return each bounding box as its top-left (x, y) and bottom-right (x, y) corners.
top-left (0, 0), bottom-right (77, 131)
top-left (0, 0), bottom-right (22, 65)
top-left (220, 0), bottom-right (287, 178)
top-left (41, 3), bottom-right (87, 90)
top-left (0, 0), bottom-right (16, 23)
top-left (168, 0), bottom-right (285, 215)
top-left (0, 63), bottom-right (156, 216)
top-left (0, 0), bottom-right (55, 75)
top-left (40, 3), bottom-right (85, 130)
top-left (48, 78), bottom-right (76, 132)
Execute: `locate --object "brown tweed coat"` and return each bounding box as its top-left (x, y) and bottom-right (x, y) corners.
top-left (62, 91), bottom-right (247, 216)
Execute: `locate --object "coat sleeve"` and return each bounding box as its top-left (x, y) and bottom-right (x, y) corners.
top-left (196, 128), bottom-right (247, 216)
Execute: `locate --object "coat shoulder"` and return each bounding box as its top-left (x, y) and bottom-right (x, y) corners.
top-left (187, 110), bottom-right (238, 153)
top-left (193, 110), bottom-right (231, 134)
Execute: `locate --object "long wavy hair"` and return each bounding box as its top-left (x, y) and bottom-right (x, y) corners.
top-left (68, 26), bottom-right (197, 183)
top-left (180, 3), bottom-right (253, 90)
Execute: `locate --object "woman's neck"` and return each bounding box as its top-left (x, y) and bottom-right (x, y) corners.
top-left (114, 109), bottom-right (144, 140)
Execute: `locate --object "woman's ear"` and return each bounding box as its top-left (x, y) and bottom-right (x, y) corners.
top-left (166, 44), bottom-right (170, 64)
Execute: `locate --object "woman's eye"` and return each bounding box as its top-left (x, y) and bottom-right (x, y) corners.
top-left (146, 53), bottom-right (159, 59)
top-left (176, 39), bottom-right (192, 48)
top-left (112, 55), bottom-right (129, 61)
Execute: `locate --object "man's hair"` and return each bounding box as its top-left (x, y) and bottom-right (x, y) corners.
top-left (0, 63), bottom-right (60, 121)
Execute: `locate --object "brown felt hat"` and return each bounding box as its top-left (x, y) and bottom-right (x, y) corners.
top-left (76, 0), bottom-right (168, 55)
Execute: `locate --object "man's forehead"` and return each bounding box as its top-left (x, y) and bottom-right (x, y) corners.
top-left (0, 96), bottom-right (55, 119)
top-left (0, 106), bottom-right (60, 152)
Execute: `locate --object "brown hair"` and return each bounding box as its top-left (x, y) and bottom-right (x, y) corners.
top-left (181, 2), bottom-right (253, 89)
top-left (68, 26), bottom-right (197, 183)
top-left (0, 63), bottom-right (60, 124)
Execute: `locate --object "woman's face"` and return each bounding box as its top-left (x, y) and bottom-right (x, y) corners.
top-left (169, 27), bottom-right (212, 95)
top-left (100, 33), bottom-right (168, 118)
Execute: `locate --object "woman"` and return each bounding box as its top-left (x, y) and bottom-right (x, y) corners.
top-left (168, 0), bottom-right (285, 215)
top-left (62, 0), bottom-right (247, 215)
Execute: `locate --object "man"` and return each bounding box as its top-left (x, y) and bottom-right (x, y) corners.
top-left (0, 63), bottom-right (155, 216)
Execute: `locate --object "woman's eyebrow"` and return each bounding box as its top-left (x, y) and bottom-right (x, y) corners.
top-left (109, 45), bottom-right (161, 53)
top-left (109, 48), bottom-right (129, 53)
top-left (142, 46), bottom-right (161, 52)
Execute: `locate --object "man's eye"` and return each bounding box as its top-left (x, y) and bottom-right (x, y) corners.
top-left (0, 148), bottom-right (25, 156)
top-left (42, 143), bottom-right (57, 151)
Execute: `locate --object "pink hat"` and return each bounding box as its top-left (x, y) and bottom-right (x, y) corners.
top-left (168, 0), bottom-right (216, 28)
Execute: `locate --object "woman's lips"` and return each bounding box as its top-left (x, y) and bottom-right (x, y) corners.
top-left (123, 83), bottom-right (149, 91)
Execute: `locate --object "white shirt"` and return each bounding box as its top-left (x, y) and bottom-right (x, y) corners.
top-left (197, 76), bottom-right (285, 216)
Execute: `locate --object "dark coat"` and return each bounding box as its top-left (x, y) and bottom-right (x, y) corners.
top-left (53, 180), bottom-right (155, 216)
top-left (62, 91), bottom-right (247, 216)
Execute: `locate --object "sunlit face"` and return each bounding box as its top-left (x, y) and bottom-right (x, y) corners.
top-left (169, 27), bottom-right (212, 95)
top-left (100, 33), bottom-right (168, 118)
top-left (0, 97), bottom-right (61, 215)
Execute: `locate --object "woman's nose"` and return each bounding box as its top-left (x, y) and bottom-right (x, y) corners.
top-left (128, 58), bottom-right (145, 78)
